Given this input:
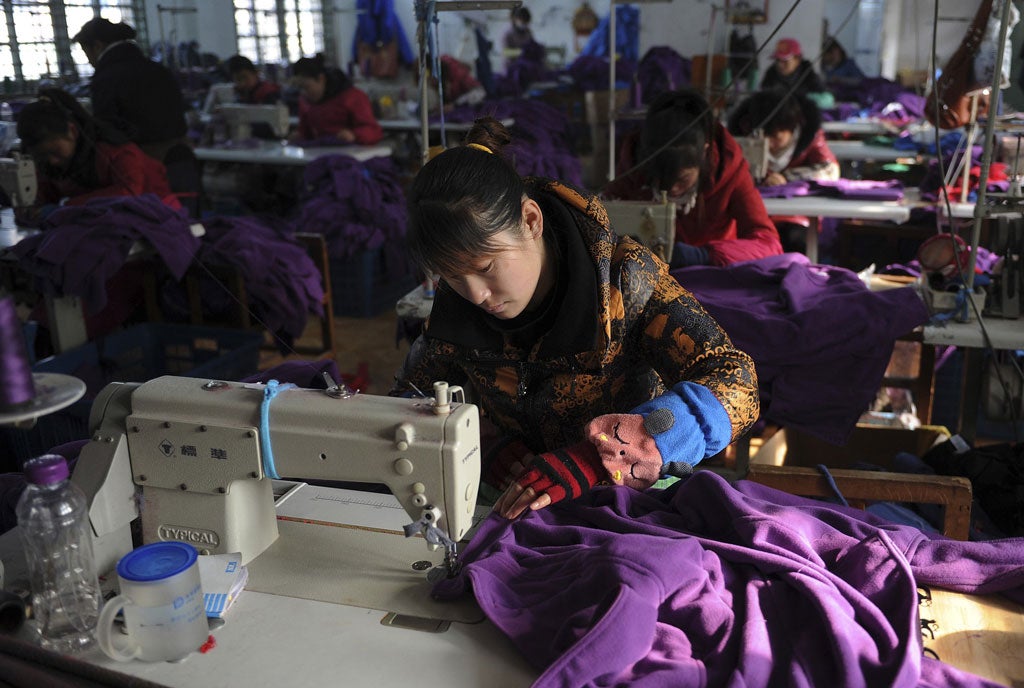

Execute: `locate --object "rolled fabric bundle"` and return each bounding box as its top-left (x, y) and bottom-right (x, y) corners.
top-left (0, 296), bottom-right (34, 410)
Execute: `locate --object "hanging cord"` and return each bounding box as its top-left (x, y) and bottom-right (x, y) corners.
top-left (814, 464), bottom-right (850, 507)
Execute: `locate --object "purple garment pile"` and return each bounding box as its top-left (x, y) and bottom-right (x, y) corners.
top-left (636, 47), bottom-right (691, 105)
top-left (444, 100), bottom-right (583, 187)
top-left (811, 178), bottom-right (905, 201)
top-left (8, 194), bottom-right (197, 312)
top-left (567, 55), bottom-right (637, 91)
top-left (159, 215), bottom-right (324, 344)
top-left (297, 153), bottom-right (409, 266)
top-left (821, 102), bottom-right (861, 122)
top-left (436, 471), bottom-right (1024, 688)
top-left (672, 253), bottom-right (930, 444)
top-left (830, 77), bottom-right (924, 122)
top-left (494, 41), bottom-right (555, 99)
top-left (757, 180), bottom-right (811, 198)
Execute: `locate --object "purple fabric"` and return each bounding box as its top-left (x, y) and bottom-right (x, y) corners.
top-left (811, 179), bottom-right (906, 201)
top-left (757, 180), bottom-right (811, 198)
top-left (443, 100), bottom-right (583, 188)
top-left (435, 471), bottom-right (1024, 688)
top-left (671, 254), bottom-right (930, 444)
top-left (636, 47), bottom-right (691, 105)
top-left (297, 154), bottom-right (411, 284)
top-left (567, 56), bottom-right (637, 91)
top-left (8, 194), bottom-right (197, 313)
top-left (158, 215), bottom-right (324, 343)
top-left (494, 41), bottom-right (555, 98)
top-left (241, 358), bottom-right (341, 389)
top-left (758, 179), bottom-right (903, 200)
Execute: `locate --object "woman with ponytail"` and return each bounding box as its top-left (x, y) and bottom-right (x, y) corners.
top-left (290, 54), bottom-right (382, 145)
top-left (394, 117), bottom-right (759, 520)
top-left (603, 88), bottom-right (782, 267)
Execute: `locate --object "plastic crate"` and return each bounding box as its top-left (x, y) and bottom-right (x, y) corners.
top-left (330, 247), bottom-right (417, 318)
top-left (1, 324), bottom-right (263, 470)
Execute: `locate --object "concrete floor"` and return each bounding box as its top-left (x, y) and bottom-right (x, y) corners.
top-left (259, 310), bottom-right (413, 396)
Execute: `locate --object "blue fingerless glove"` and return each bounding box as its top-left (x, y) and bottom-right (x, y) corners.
top-left (671, 242), bottom-right (710, 268)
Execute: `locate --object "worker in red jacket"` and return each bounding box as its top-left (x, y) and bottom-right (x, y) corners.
top-left (603, 89), bottom-right (782, 267)
top-left (15, 88), bottom-right (181, 226)
top-left (226, 54), bottom-right (282, 105)
top-left (290, 54), bottom-right (383, 145)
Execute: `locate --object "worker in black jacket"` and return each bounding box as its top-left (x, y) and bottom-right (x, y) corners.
top-left (74, 17), bottom-right (188, 163)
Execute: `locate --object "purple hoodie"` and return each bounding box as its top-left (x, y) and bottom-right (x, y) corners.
top-left (435, 472), bottom-right (1024, 688)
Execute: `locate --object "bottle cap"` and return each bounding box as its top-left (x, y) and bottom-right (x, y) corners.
top-left (23, 454), bottom-right (69, 486)
top-left (117, 542), bottom-right (198, 582)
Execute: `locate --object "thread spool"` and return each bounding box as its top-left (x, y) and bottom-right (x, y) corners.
top-left (0, 295), bottom-right (35, 410)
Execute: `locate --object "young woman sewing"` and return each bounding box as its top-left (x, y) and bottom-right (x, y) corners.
top-left (290, 54), bottom-right (382, 145)
top-left (16, 88), bottom-right (181, 225)
top-left (394, 117), bottom-right (760, 519)
top-left (603, 88), bottom-right (783, 267)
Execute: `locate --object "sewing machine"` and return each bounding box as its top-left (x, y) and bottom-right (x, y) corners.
top-left (72, 375), bottom-right (481, 588)
top-left (219, 102), bottom-right (291, 140)
top-left (736, 132), bottom-right (770, 184)
top-left (0, 154), bottom-right (37, 209)
top-left (603, 195), bottom-right (678, 264)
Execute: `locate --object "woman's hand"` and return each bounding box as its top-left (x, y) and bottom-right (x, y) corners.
top-left (763, 171), bottom-right (787, 186)
top-left (336, 128), bottom-right (356, 144)
top-left (493, 441), bottom-right (604, 519)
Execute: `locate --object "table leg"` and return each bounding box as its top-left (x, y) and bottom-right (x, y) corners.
top-left (805, 217), bottom-right (820, 264)
top-left (959, 348), bottom-right (984, 445)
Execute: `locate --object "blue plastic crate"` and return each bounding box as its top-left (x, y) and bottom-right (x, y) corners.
top-left (1, 324), bottom-right (263, 470)
top-left (330, 247), bottom-right (417, 318)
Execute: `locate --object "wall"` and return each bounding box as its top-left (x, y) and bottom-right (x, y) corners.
top-left (140, 0), bottom-right (1016, 95)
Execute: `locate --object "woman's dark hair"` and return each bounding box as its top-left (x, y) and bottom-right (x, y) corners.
top-left (727, 88), bottom-right (806, 137)
top-left (406, 117), bottom-right (525, 276)
top-left (823, 38), bottom-right (847, 62)
top-left (292, 53), bottom-right (352, 101)
top-left (637, 88), bottom-right (713, 192)
top-left (73, 17), bottom-right (136, 45)
top-left (226, 54), bottom-right (257, 76)
top-left (512, 7), bottom-right (531, 23)
top-left (17, 87), bottom-right (126, 186)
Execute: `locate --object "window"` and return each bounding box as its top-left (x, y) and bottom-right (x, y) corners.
top-left (234, 0), bottom-right (324, 67)
top-left (0, 0), bottom-right (146, 88)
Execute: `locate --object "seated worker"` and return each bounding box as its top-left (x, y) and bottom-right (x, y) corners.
top-left (821, 37), bottom-right (865, 92)
top-left (728, 88), bottom-right (839, 254)
top-left (225, 54), bottom-right (282, 104)
top-left (760, 38), bottom-right (825, 98)
top-left (15, 88), bottom-right (181, 225)
top-left (73, 17), bottom-right (188, 164)
top-left (431, 55), bottom-right (487, 112)
top-left (395, 117), bottom-right (759, 519)
top-left (503, 6), bottom-right (535, 66)
top-left (603, 88), bottom-right (783, 267)
top-left (290, 54), bottom-right (383, 145)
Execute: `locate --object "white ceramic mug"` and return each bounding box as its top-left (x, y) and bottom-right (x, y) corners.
top-left (97, 541), bottom-right (208, 662)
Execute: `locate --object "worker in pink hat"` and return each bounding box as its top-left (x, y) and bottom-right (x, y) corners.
top-left (760, 37), bottom-right (825, 97)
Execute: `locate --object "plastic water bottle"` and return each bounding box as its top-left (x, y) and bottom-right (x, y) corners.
top-left (16, 455), bottom-right (101, 654)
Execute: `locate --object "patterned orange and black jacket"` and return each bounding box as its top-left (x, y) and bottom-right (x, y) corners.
top-left (396, 179), bottom-right (759, 457)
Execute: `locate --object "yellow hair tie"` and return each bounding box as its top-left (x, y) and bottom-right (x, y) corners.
top-left (466, 143), bottom-right (493, 154)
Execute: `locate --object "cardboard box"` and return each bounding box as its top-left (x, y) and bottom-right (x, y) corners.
top-left (752, 424), bottom-right (951, 471)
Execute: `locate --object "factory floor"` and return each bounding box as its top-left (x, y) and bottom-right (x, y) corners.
top-left (258, 310), bottom-right (412, 396)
